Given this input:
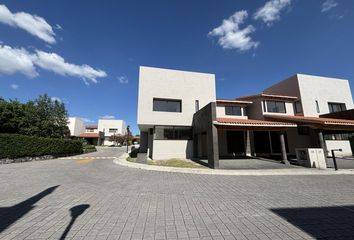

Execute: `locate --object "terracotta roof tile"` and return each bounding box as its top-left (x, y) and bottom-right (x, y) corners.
top-left (85, 125), bottom-right (98, 129)
top-left (264, 114), bottom-right (354, 125)
top-left (215, 118), bottom-right (296, 126)
top-left (79, 133), bottom-right (99, 138)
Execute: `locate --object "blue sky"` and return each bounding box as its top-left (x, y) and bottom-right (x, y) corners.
top-left (0, 0), bottom-right (353, 134)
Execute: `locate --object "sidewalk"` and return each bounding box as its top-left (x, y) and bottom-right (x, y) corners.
top-left (114, 154), bottom-right (354, 176)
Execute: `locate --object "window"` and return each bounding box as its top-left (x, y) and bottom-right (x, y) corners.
top-left (315, 100), bottom-right (320, 113)
top-left (86, 129), bottom-right (94, 133)
top-left (153, 98), bottom-right (181, 112)
top-left (154, 126), bottom-right (193, 140)
top-left (294, 101), bottom-right (303, 113)
top-left (266, 101), bottom-right (286, 113)
top-left (195, 100), bottom-right (199, 112)
top-left (225, 106), bottom-right (242, 116)
top-left (324, 133), bottom-right (352, 141)
top-left (328, 102), bottom-right (346, 113)
top-left (109, 128), bottom-right (118, 133)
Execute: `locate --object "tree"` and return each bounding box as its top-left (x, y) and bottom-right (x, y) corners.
top-left (109, 134), bottom-right (124, 145)
top-left (0, 94), bottom-right (70, 138)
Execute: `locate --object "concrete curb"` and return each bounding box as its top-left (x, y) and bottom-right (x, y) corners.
top-left (113, 154), bottom-right (354, 176)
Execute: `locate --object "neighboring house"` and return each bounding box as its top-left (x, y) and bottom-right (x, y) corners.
top-left (68, 117), bottom-right (85, 137)
top-left (137, 66), bottom-right (354, 168)
top-left (79, 126), bottom-right (104, 146)
top-left (98, 119), bottom-right (127, 145)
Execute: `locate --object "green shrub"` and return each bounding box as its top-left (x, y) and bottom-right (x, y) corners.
top-left (0, 134), bottom-right (82, 159)
top-left (82, 144), bottom-right (96, 150)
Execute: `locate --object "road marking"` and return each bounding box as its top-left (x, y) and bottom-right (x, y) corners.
top-left (78, 158), bottom-right (93, 164)
top-left (59, 156), bottom-right (116, 160)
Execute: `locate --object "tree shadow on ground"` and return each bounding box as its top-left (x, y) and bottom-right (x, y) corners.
top-left (0, 185), bottom-right (59, 233)
top-left (271, 205), bottom-right (354, 239)
top-left (59, 204), bottom-right (90, 240)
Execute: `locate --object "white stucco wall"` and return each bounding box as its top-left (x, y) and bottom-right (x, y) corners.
top-left (98, 119), bottom-right (126, 137)
top-left (216, 104), bottom-right (248, 119)
top-left (326, 140), bottom-right (352, 157)
top-left (68, 117), bottom-right (85, 136)
top-left (137, 66), bottom-right (216, 129)
top-left (297, 74), bottom-right (354, 117)
top-left (152, 140), bottom-right (193, 160)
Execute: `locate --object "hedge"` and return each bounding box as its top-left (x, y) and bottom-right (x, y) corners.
top-left (0, 134), bottom-right (82, 159)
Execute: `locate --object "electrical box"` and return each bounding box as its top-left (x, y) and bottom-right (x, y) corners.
top-left (295, 148), bottom-right (327, 169)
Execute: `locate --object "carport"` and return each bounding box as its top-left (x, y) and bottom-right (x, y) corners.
top-left (192, 102), bottom-right (298, 169)
top-left (264, 114), bottom-right (354, 157)
top-left (214, 118), bottom-right (297, 165)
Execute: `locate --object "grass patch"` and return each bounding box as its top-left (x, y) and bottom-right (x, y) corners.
top-left (126, 156), bottom-right (136, 163)
top-left (148, 159), bottom-right (205, 168)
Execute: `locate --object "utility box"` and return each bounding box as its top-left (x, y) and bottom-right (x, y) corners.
top-left (295, 148), bottom-right (327, 169)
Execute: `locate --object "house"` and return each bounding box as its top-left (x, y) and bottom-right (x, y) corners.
top-left (79, 125), bottom-right (104, 146)
top-left (137, 66), bottom-right (216, 160)
top-left (68, 117), bottom-right (85, 137)
top-left (67, 118), bottom-right (127, 146)
top-left (137, 66), bottom-right (354, 168)
top-left (98, 119), bottom-right (127, 145)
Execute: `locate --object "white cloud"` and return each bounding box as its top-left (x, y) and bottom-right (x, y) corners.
top-left (321, 0), bottom-right (338, 13)
top-left (208, 10), bottom-right (259, 51)
top-left (0, 44), bottom-right (107, 84)
top-left (33, 51), bottom-right (107, 84)
top-left (55, 24), bottom-right (62, 30)
top-left (0, 4), bottom-right (56, 44)
top-left (10, 84), bottom-right (18, 90)
top-left (99, 115), bottom-right (115, 119)
top-left (118, 76), bottom-right (128, 84)
top-left (50, 96), bottom-right (62, 102)
top-left (253, 0), bottom-right (291, 25)
top-left (0, 44), bottom-right (38, 77)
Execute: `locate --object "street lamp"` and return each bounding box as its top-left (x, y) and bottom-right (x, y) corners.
top-left (126, 125), bottom-right (130, 153)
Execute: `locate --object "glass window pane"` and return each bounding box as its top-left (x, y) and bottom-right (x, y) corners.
top-left (153, 99), bottom-right (181, 112)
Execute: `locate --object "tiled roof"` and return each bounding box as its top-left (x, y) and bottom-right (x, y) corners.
top-left (216, 99), bottom-right (253, 104)
top-left (264, 114), bottom-right (354, 126)
top-left (79, 133), bottom-right (99, 138)
top-left (215, 118), bottom-right (296, 127)
top-left (85, 125), bottom-right (98, 129)
top-left (236, 93), bottom-right (298, 101)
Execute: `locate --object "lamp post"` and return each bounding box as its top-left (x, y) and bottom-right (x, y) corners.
top-left (126, 125), bottom-right (130, 153)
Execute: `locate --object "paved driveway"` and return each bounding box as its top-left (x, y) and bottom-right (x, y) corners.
top-left (1, 148), bottom-right (354, 240)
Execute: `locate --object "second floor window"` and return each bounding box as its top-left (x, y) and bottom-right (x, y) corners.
top-left (294, 101), bottom-right (302, 113)
top-left (86, 129), bottom-right (94, 133)
top-left (225, 106), bottom-right (242, 116)
top-left (109, 128), bottom-right (118, 133)
top-left (153, 98), bottom-right (181, 112)
top-left (266, 100), bottom-right (286, 113)
top-left (328, 102), bottom-right (346, 113)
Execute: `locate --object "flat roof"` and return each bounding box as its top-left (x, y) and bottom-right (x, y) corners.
top-left (216, 99), bottom-right (253, 104)
top-left (236, 93), bottom-right (298, 101)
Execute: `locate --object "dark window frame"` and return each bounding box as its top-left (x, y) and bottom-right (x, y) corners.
top-left (225, 105), bottom-right (242, 116)
top-left (154, 126), bottom-right (193, 140)
top-left (328, 102), bottom-right (346, 113)
top-left (265, 100), bottom-right (286, 113)
top-left (315, 100), bottom-right (320, 113)
top-left (153, 98), bottom-right (182, 113)
top-left (195, 100), bottom-right (199, 112)
top-left (294, 101), bottom-right (303, 114)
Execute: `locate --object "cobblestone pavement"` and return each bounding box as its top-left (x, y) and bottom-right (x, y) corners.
top-left (1, 148), bottom-right (354, 240)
